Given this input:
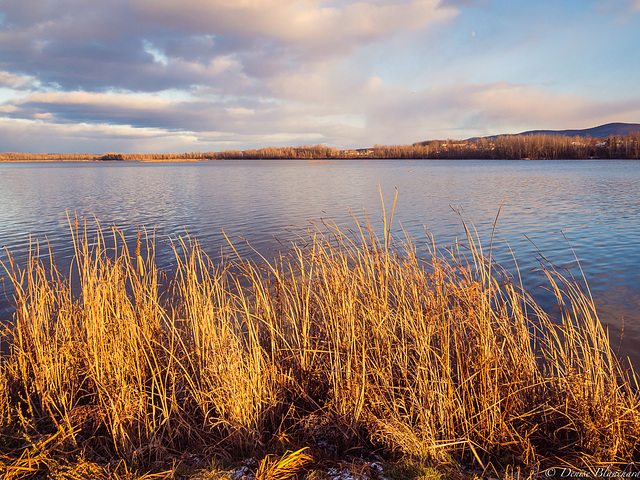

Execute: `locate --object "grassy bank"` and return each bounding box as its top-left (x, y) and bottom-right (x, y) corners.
top-left (1, 209), bottom-right (639, 479)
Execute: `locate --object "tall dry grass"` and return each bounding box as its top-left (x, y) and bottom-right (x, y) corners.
top-left (1, 208), bottom-right (639, 476)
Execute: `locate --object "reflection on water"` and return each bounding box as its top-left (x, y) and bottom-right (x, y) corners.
top-left (1, 159), bottom-right (639, 363)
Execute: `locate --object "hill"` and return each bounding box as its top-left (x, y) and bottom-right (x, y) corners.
top-left (479, 122), bottom-right (640, 140)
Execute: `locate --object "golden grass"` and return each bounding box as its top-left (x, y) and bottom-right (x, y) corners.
top-left (138, 158), bottom-right (203, 162)
top-left (1, 206), bottom-right (639, 477)
top-left (255, 447), bottom-right (312, 480)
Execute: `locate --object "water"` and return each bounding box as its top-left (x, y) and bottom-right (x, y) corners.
top-left (1, 159), bottom-right (639, 363)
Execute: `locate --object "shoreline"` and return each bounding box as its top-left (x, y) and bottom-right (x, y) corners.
top-left (2, 156), bottom-right (640, 163)
top-left (2, 131), bottom-right (640, 161)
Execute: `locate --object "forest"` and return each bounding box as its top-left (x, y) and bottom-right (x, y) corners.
top-left (2, 132), bottom-right (640, 161)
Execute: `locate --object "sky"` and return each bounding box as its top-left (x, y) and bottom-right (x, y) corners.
top-left (1, 0), bottom-right (640, 153)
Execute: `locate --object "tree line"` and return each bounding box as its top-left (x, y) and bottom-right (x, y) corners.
top-left (414, 133), bottom-right (640, 160)
top-left (2, 133), bottom-right (640, 161)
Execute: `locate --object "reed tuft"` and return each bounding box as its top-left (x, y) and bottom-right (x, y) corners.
top-left (1, 211), bottom-right (639, 477)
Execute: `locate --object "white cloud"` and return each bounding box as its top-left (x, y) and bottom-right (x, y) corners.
top-left (415, 82), bottom-right (640, 137)
top-left (226, 107), bottom-right (255, 117)
top-left (267, 69), bottom-right (342, 103)
top-left (0, 104), bottom-right (19, 114)
top-left (0, 118), bottom-right (200, 153)
top-left (4, 78), bottom-right (640, 153)
top-left (0, 72), bottom-right (33, 89)
top-left (364, 76), bottom-right (384, 92)
top-left (131, 0), bottom-right (457, 51)
top-left (9, 91), bottom-right (175, 110)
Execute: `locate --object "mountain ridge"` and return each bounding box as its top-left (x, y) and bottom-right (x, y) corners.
top-left (472, 122), bottom-right (640, 140)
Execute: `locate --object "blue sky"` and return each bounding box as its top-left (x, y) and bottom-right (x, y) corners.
top-left (0, 0), bottom-right (639, 153)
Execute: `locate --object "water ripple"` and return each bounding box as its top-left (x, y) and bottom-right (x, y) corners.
top-left (1, 159), bottom-right (640, 363)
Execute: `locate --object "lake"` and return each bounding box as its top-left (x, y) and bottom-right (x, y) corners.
top-left (1, 159), bottom-right (639, 364)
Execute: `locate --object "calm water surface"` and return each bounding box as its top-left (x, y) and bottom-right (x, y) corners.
top-left (1, 159), bottom-right (639, 363)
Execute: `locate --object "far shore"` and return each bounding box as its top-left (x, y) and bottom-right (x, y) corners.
top-left (0, 157), bottom-right (203, 163)
top-left (2, 131), bottom-right (640, 161)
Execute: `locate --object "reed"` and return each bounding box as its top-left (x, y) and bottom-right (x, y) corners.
top-left (1, 210), bottom-right (639, 477)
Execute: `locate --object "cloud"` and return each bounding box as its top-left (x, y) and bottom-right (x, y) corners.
top-left (0, 30), bottom-right (249, 93)
top-left (131, 0), bottom-right (457, 50)
top-left (0, 85), bottom-right (369, 149)
top-left (634, 0), bottom-right (640, 10)
top-left (0, 72), bottom-right (33, 89)
top-left (3, 78), bottom-right (640, 153)
top-left (438, 0), bottom-right (487, 7)
top-left (1, 1), bottom-right (638, 153)
top-left (3, 90), bottom-right (258, 132)
top-left (0, 1), bottom-right (254, 93)
top-left (0, 0), bottom-right (463, 153)
top-left (0, 117), bottom-right (205, 153)
top-left (0, 0), bottom-right (457, 95)
top-left (417, 82), bottom-right (640, 137)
